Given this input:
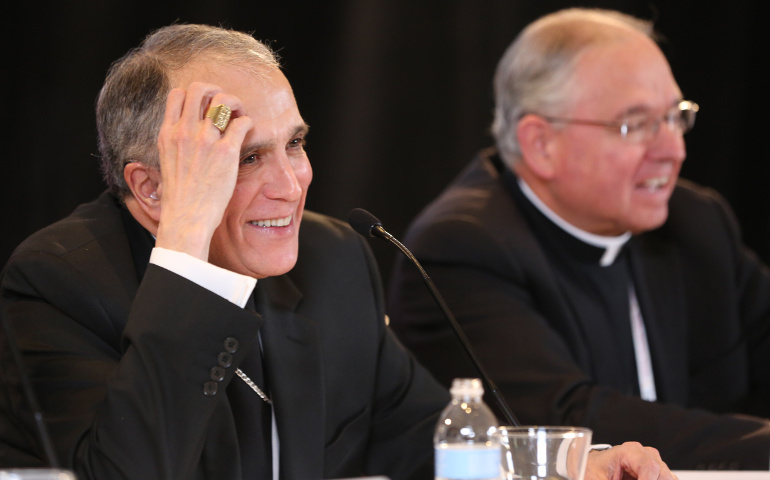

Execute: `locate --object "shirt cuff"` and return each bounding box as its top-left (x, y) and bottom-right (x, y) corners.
top-left (149, 247), bottom-right (257, 308)
top-left (590, 444), bottom-right (613, 451)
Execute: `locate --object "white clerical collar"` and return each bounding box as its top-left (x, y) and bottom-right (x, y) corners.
top-left (518, 178), bottom-right (631, 266)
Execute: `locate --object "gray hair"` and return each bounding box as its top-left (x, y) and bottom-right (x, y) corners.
top-left (491, 9), bottom-right (655, 169)
top-left (96, 24), bottom-right (280, 198)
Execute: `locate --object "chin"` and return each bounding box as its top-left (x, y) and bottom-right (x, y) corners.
top-left (629, 211), bottom-right (669, 234)
top-left (210, 250), bottom-right (298, 279)
top-left (246, 254), bottom-right (299, 279)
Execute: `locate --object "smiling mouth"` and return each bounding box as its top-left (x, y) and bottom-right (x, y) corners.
top-left (248, 215), bottom-right (292, 227)
top-left (640, 176), bottom-right (668, 192)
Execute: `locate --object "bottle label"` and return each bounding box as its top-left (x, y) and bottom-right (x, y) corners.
top-left (435, 444), bottom-right (500, 480)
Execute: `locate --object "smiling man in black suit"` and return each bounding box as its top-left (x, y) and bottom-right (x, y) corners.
top-left (0, 24), bottom-right (447, 479)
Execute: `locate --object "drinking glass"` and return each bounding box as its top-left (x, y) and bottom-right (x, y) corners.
top-left (496, 426), bottom-right (592, 480)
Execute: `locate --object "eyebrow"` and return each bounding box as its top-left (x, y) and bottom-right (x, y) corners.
top-left (620, 98), bottom-right (684, 118)
top-left (240, 123), bottom-right (310, 156)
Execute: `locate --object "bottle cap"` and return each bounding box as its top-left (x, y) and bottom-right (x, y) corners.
top-left (449, 378), bottom-right (484, 397)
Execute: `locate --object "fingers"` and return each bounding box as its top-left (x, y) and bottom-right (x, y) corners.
top-left (585, 442), bottom-right (675, 480)
top-left (636, 448), bottom-right (675, 480)
top-left (172, 83), bottom-right (246, 136)
top-left (614, 442), bottom-right (675, 480)
top-left (153, 82), bottom-right (253, 260)
top-left (160, 81), bottom-right (252, 165)
top-left (163, 88), bottom-right (186, 129)
top-left (204, 103), bottom-right (231, 133)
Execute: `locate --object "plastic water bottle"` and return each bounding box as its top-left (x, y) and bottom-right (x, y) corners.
top-left (434, 378), bottom-right (500, 480)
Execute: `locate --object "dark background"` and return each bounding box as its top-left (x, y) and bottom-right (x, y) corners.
top-left (2, 1), bottom-right (768, 286)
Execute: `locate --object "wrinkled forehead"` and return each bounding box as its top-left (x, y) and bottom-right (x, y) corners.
top-left (168, 59), bottom-right (300, 124)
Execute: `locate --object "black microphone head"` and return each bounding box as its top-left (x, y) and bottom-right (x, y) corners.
top-left (348, 208), bottom-right (382, 238)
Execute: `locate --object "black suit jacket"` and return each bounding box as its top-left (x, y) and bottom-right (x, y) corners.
top-left (0, 192), bottom-right (448, 479)
top-left (388, 148), bottom-right (770, 470)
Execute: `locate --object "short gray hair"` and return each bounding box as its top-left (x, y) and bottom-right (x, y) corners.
top-left (491, 9), bottom-right (654, 169)
top-left (96, 24), bottom-right (280, 198)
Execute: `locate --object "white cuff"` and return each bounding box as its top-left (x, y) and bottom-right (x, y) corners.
top-left (590, 444), bottom-right (613, 451)
top-left (149, 247), bottom-right (256, 308)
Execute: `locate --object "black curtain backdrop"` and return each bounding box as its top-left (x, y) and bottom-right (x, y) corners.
top-left (3, 1), bottom-right (768, 286)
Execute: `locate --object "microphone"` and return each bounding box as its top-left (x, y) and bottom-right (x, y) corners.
top-left (348, 208), bottom-right (520, 426)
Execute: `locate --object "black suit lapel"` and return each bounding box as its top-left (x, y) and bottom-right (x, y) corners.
top-left (494, 162), bottom-right (595, 371)
top-left (256, 274), bottom-right (325, 479)
top-left (227, 293), bottom-right (273, 480)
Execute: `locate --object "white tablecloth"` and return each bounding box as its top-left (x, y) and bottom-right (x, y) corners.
top-left (674, 471), bottom-right (770, 479)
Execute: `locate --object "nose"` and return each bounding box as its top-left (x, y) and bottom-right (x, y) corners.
top-left (648, 121), bottom-right (687, 163)
top-left (263, 153), bottom-right (303, 201)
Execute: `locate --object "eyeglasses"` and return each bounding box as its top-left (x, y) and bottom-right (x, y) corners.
top-left (537, 100), bottom-right (699, 144)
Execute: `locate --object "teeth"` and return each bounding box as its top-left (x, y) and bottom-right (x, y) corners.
top-left (642, 176), bottom-right (668, 192)
top-left (250, 215), bottom-right (292, 227)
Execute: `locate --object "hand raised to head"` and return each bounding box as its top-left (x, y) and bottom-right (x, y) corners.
top-left (154, 81), bottom-right (253, 261)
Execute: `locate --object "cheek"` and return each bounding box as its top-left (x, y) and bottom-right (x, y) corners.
top-left (227, 177), bottom-right (263, 212)
top-left (208, 225), bottom-right (236, 269)
top-left (597, 149), bottom-right (645, 188)
top-left (211, 193), bottom-right (252, 245)
top-left (566, 156), bottom-right (641, 210)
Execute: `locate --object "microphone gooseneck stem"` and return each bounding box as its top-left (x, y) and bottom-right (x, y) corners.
top-left (372, 225), bottom-right (520, 426)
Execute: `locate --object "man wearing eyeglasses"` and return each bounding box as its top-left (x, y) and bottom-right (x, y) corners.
top-left (388, 8), bottom-right (770, 470)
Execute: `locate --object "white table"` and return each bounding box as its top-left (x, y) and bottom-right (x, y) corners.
top-left (674, 471), bottom-right (770, 479)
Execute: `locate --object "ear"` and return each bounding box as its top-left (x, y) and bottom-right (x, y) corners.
top-left (516, 114), bottom-right (559, 180)
top-left (123, 162), bottom-right (162, 223)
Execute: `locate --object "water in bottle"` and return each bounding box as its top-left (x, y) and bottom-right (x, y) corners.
top-left (434, 378), bottom-right (500, 480)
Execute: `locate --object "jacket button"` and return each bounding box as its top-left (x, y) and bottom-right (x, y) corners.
top-left (224, 337), bottom-right (239, 353)
top-left (210, 366), bottom-right (226, 382)
top-left (218, 352), bottom-right (233, 368)
top-left (203, 381), bottom-right (219, 396)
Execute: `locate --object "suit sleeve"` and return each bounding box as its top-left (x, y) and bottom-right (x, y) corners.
top-left (387, 205), bottom-right (770, 471)
top-left (707, 188), bottom-right (770, 414)
top-left (0, 250), bottom-right (260, 479)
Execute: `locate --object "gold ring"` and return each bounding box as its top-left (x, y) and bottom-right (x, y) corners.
top-left (205, 104), bottom-right (232, 133)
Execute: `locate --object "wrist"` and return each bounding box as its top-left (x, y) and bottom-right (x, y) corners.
top-left (155, 225), bottom-right (212, 262)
